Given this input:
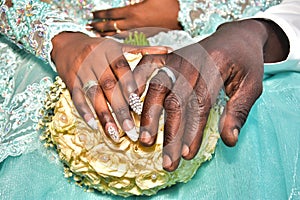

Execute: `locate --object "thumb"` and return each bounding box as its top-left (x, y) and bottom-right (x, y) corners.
top-left (219, 79), bottom-right (263, 147)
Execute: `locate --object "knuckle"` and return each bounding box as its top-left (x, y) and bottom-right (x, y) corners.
top-left (164, 94), bottom-right (182, 113)
top-left (149, 77), bottom-right (168, 93)
top-left (114, 58), bottom-right (129, 69)
top-left (232, 104), bottom-right (250, 125)
top-left (98, 112), bottom-right (112, 124)
top-left (86, 85), bottom-right (101, 99)
top-left (114, 106), bottom-right (129, 119)
top-left (82, 43), bottom-right (96, 54)
top-left (100, 77), bottom-right (117, 91)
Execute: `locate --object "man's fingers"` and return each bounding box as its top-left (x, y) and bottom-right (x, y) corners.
top-left (219, 75), bottom-right (263, 146)
top-left (181, 77), bottom-right (212, 160)
top-left (133, 54), bottom-right (167, 95)
top-left (139, 71), bottom-right (173, 146)
top-left (162, 70), bottom-right (197, 171)
top-left (162, 91), bottom-right (186, 171)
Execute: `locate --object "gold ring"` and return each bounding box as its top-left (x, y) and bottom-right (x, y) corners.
top-left (113, 21), bottom-right (122, 34)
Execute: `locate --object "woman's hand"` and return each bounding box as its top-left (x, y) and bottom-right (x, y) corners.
top-left (51, 32), bottom-right (169, 142)
top-left (91, 0), bottom-right (182, 37)
top-left (133, 19), bottom-right (289, 171)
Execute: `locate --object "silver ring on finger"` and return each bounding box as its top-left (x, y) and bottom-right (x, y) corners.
top-left (83, 80), bottom-right (99, 95)
top-left (159, 66), bottom-right (176, 84)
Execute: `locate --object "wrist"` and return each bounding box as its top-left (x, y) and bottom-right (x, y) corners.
top-left (51, 32), bottom-right (90, 63)
top-left (254, 19), bottom-right (289, 63)
top-left (216, 19), bottom-right (289, 63)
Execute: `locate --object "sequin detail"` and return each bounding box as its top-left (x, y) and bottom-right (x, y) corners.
top-left (178, 0), bottom-right (282, 37)
top-left (0, 35), bottom-right (53, 162)
top-left (0, 0), bottom-right (93, 71)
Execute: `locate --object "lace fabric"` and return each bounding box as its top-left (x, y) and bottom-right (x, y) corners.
top-left (0, 0), bottom-right (93, 70)
top-left (0, 0), bottom-right (101, 161)
top-left (0, 35), bottom-right (55, 162)
top-left (178, 0), bottom-right (282, 37)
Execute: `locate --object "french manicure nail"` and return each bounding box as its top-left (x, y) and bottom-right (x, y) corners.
top-left (123, 119), bottom-right (138, 142)
top-left (87, 118), bottom-right (98, 130)
top-left (126, 128), bottom-right (139, 142)
top-left (129, 93), bottom-right (142, 115)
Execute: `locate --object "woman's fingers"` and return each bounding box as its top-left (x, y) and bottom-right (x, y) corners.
top-left (133, 54), bottom-right (167, 96)
top-left (96, 64), bottom-right (139, 142)
top-left (75, 42), bottom-right (139, 142)
top-left (101, 40), bottom-right (142, 115)
top-left (76, 67), bottom-right (120, 142)
top-left (71, 86), bottom-right (99, 130)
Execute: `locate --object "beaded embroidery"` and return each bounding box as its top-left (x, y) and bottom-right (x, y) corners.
top-left (0, 0), bottom-right (93, 69)
top-left (0, 35), bottom-right (54, 162)
top-left (0, 0), bottom-right (94, 161)
top-left (178, 0), bottom-right (282, 37)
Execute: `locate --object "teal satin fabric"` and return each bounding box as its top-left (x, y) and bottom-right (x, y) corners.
top-left (1, 70), bottom-right (300, 199)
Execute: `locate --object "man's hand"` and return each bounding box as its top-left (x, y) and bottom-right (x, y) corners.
top-left (133, 19), bottom-right (289, 171)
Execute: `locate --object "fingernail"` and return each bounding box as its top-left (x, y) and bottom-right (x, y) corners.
top-left (126, 128), bottom-right (139, 142)
top-left (140, 130), bottom-right (152, 144)
top-left (163, 155), bottom-right (172, 169)
top-left (181, 144), bottom-right (190, 157)
top-left (129, 93), bottom-right (142, 115)
top-left (233, 128), bottom-right (239, 139)
top-left (123, 119), bottom-right (139, 142)
top-left (106, 123), bottom-right (119, 142)
top-left (87, 118), bottom-right (98, 130)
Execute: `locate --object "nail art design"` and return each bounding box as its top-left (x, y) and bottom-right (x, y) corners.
top-left (107, 125), bottom-right (119, 142)
top-left (129, 93), bottom-right (142, 115)
top-left (87, 118), bottom-right (98, 130)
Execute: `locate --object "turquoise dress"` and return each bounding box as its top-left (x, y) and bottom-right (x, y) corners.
top-left (1, 0), bottom-right (300, 199)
